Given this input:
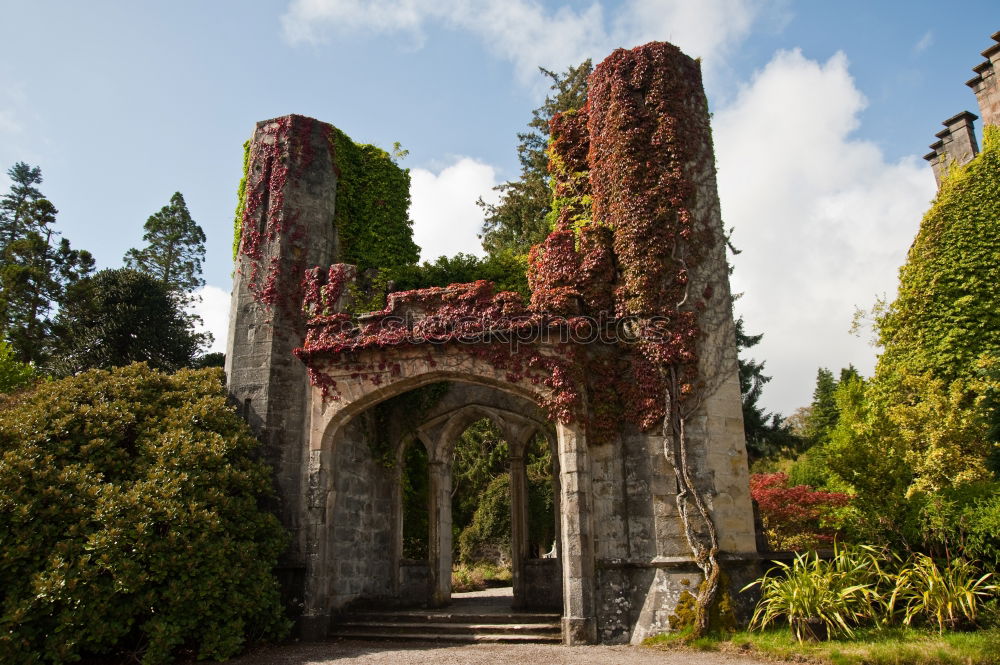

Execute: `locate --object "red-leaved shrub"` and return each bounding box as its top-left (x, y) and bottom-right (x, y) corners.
top-left (750, 472), bottom-right (851, 551)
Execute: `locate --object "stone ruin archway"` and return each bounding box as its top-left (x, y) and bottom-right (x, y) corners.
top-left (300, 358), bottom-right (594, 642)
top-left (226, 41), bottom-right (761, 646)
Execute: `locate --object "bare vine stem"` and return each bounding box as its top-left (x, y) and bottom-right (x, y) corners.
top-left (659, 238), bottom-right (722, 639)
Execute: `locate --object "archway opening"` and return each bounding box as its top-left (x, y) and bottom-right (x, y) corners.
top-left (451, 418), bottom-right (513, 597)
top-left (317, 376), bottom-right (568, 617)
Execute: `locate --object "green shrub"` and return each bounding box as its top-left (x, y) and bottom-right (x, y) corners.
top-left (458, 475), bottom-right (511, 564)
top-left (451, 562), bottom-right (512, 592)
top-left (0, 339), bottom-right (35, 393)
top-left (0, 364), bottom-right (289, 664)
top-left (904, 483), bottom-right (1000, 571)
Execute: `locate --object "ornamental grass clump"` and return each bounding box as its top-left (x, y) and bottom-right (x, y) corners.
top-left (0, 364), bottom-right (289, 664)
top-left (890, 555), bottom-right (997, 633)
top-left (744, 544), bottom-right (884, 642)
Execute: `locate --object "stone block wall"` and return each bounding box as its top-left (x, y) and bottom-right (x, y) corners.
top-left (328, 417), bottom-right (396, 610)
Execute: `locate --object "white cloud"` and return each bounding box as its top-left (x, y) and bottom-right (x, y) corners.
top-left (409, 156), bottom-right (498, 261)
top-left (189, 285), bottom-right (231, 355)
top-left (281, 0), bottom-right (774, 85)
top-left (913, 30), bottom-right (934, 54)
top-left (715, 49), bottom-right (936, 414)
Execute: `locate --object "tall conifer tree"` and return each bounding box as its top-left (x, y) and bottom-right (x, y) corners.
top-left (124, 192), bottom-right (206, 294)
top-left (0, 162), bottom-right (94, 365)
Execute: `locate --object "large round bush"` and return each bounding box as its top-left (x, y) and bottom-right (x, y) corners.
top-left (0, 364), bottom-right (288, 664)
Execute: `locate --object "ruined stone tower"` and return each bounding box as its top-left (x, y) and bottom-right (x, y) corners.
top-left (225, 115), bottom-right (341, 595)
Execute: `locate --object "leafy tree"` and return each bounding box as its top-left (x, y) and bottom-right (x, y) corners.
top-left (479, 61), bottom-right (592, 257)
top-left (0, 364), bottom-right (289, 664)
top-left (124, 192), bottom-right (206, 294)
top-left (191, 351), bottom-right (225, 369)
top-left (400, 438), bottom-right (430, 560)
top-left (0, 339), bottom-right (34, 393)
top-left (0, 162), bottom-right (94, 365)
top-left (50, 268), bottom-right (205, 375)
top-left (821, 128), bottom-right (1000, 553)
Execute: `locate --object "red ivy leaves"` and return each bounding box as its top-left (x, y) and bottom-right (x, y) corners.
top-left (296, 43), bottom-right (723, 445)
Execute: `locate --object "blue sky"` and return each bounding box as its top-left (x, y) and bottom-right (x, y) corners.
top-left (2, 1), bottom-right (998, 416)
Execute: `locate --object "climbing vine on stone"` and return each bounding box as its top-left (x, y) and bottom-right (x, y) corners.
top-left (295, 43), bottom-right (731, 638)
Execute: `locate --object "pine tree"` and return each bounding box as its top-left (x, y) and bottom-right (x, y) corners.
top-left (479, 61), bottom-right (592, 257)
top-left (0, 162), bottom-right (43, 251)
top-left (737, 317), bottom-right (798, 459)
top-left (804, 367), bottom-right (840, 448)
top-left (124, 192), bottom-right (206, 294)
top-left (0, 163), bottom-right (94, 365)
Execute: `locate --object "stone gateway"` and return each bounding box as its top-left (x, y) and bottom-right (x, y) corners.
top-left (226, 41), bottom-right (759, 645)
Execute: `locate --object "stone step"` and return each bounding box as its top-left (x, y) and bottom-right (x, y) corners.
top-left (329, 629), bottom-right (562, 644)
top-left (335, 620), bottom-right (561, 635)
top-left (344, 611), bottom-right (561, 625)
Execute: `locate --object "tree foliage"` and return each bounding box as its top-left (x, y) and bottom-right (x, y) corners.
top-left (737, 317), bottom-right (798, 459)
top-left (0, 162), bottom-right (94, 365)
top-left (387, 251), bottom-right (530, 300)
top-left (0, 364), bottom-right (289, 664)
top-left (0, 339), bottom-right (35, 393)
top-left (124, 192), bottom-right (206, 294)
top-left (799, 130), bottom-right (1000, 556)
top-left (50, 268), bottom-right (206, 375)
top-left (479, 61), bottom-right (592, 257)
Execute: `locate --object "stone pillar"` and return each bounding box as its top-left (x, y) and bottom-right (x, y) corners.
top-left (225, 115), bottom-right (339, 595)
top-left (428, 459), bottom-right (453, 607)
top-left (301, 440), bottom-right (333, 639)
top-left (967, 31), bottom-right (1000, 128)
top-left (510, 452), bottom-right (530, 609)
top-left (556, 420), bottom-right (596, 644)
top-left (924, 111), bottom-right (980, 187)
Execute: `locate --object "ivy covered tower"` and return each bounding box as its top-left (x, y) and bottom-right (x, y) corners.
top-left (225, 115), bottom-right (415, 606)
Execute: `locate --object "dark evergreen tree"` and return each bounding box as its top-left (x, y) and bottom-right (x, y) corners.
top-left (804, 367), bottom-right (840, 447)
top-left (479, 61), bottom-right (592, 257)
top-left (123, 192), bottom-right (206, 294)
top-left (50, 268), bottom-right (204, 374)
top-left (736, 316), bottom-right (798, 459)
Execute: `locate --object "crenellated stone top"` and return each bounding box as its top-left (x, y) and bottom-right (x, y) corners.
top-left (923, 110), bottom-right (980, 186)
top-left (966, 30), bottom-right (1000, 127)
top-left (924, 31), bottom-right (1000, 187)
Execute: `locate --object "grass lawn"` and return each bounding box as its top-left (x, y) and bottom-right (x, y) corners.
top-left (644, 627), bottom-right (1000, 665)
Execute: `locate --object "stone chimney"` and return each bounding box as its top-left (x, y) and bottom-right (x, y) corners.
top-left (967, 30), bottom-right (1000, 127)
top-left (923, 111), bottom-right (979, 186)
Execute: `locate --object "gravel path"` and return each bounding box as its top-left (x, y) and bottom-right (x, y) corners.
top-left (227, 640), bottom-right (780, 665)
